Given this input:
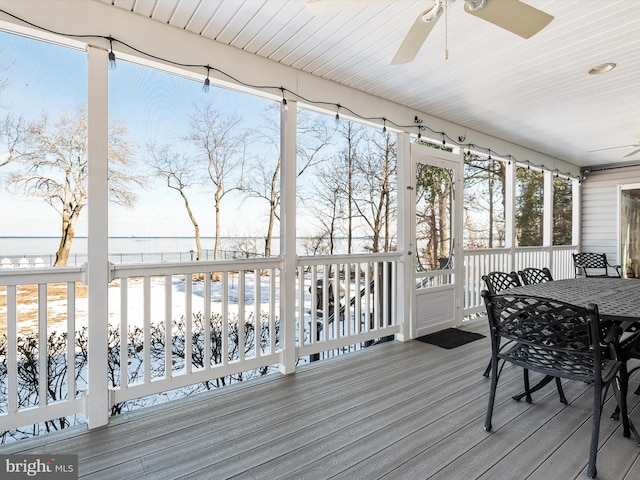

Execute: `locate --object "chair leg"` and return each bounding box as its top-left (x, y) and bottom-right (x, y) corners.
top-left (612, 372), bottom-right (640, 443)
top-left (523, 369), bottom-right (532, 403)
top-left (587, 383), bottom-right (602, 478)
top-left (483, 359), bottom-right (491, 377)
top-left (555, 377), bottom-right (567, 404)
top-left (484, 357), bottom-right (499, 431)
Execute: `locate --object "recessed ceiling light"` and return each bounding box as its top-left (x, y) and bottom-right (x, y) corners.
top-left (588, 62), bottom-right (616, 75)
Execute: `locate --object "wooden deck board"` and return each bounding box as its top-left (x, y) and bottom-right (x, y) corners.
top-left (3, 322), bottom-right (640, 479)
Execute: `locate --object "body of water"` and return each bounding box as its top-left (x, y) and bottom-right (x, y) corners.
top-left (0, 237), bottom-right (273, 267)
top-left (0, 236), bottom-right (373, 267)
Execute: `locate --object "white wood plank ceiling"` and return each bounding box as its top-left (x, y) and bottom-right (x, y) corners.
top-left (96, 0), bottom-right (640, 168)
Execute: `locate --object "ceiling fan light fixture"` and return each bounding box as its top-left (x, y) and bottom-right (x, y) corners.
top-left (588, 62), bottom-right (616, 75)
top-left (464, 0), bottom-right (487, 12)
top-left (421, 1), bottom-right (442, 22)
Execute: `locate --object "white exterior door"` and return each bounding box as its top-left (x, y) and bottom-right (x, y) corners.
top-left (411, 143), bottom-right (464, 336)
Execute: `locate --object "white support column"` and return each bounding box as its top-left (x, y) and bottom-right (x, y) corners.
top-left (279, 100), bottom-right (297, 374)
top-left (86, 46), bottom-right (110, 428)
top-left (543, 170), bottom-right (554, 269)
top-left (573, 177), bottom-right (582, 249)
top-left (504, 161), bottom-right (516, 269)
top-left (395, 133), bottom-right (412, 341)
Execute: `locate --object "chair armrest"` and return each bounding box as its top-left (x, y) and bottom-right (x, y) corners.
top-left (604, 324), bottom-right (624, 361)
top-left (604, 325), bottom-right (623, 344)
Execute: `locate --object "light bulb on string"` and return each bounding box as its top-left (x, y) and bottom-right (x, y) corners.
top-left (202, 66), bottom-right (211, 93)
top-left (108, 37), bottom-right (116, 70)
top-left (382, 118), bottom-right (387, 134)
top-left (335, 104), bottom-right (340, 123)
top-left (280, 87), bottom-right (288, 112)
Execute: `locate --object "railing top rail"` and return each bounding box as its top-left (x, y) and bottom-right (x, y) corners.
top-left (111, 256), bottom-right (284, 279)
top-left (298, 252), bottom-right (402, 265)
top-left (0, 266), bottom-right (85, 286)
top-left (464, 245), bottom-right (577, 255)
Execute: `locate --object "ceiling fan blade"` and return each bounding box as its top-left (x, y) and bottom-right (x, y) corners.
top-left (391, 6), bottom-right (443, 65)
top-left (588, 144), bottom-right (640, 153)
top-left (623, 147), bottom-right (640, 158)
top-left (463, 0), bottom-right (554, 39)
top-left (305, 0), bottom-right (383, 16)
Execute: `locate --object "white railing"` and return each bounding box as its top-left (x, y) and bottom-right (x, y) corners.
top-left (108, 258), bottom-right (284, 406)
top-left (463, 245), bottom-right (577, 316)
top-left (296, 253), bottom-right (401, 360)
top-left (0, 266), bottom-right (85, 434)
top-left (0, 246), bottom-right (574, 434)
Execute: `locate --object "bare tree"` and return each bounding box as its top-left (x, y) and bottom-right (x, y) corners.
top-left (188, 102), bottom-right (246, 259)
top-left (0, 112), bottom-right (29, 167)
top-left (149, 144), bottom-right (203, 260)
top-left (4, 105), bottom-right (142, 266)
top-left (351, 130), bottom-right (397, 253)
top-left (242, 108), bottom-right (334, 257)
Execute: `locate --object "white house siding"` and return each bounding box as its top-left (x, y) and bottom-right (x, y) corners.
top-left (581, 164), bottom-right (640, 264)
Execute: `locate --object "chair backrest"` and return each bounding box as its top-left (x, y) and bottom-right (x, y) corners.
top-left (573, 252), bottom-right (619, 277)
top-left (481, 291), bottom-right (606, 383)
top-left (518, 267), bottom-right (553, 285)
top-left (481, 271), bottom-right (521, 294)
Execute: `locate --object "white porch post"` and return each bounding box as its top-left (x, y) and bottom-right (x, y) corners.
top-left (573, 177), bottom-right (582, 250)
top-left (279, 99), bottom-right (297, 374)
top-left (543, 170), bottom-right (553, 268)
top-left (86, 45), bottom-right (110, 428)
top-left (396, 132), bottom-right (412, 341)
top-left (504, 161), bottom-right (516, 269)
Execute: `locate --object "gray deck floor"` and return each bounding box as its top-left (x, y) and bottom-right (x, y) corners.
top-left (3, 322), bottom-right (640, 479)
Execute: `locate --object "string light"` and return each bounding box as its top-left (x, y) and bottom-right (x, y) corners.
top-left (0, 8), bottom-right (580, 181)
top-left (202, 66), bottom-right (210, 93)
top-left (108, 37), bottom-right (116, 70)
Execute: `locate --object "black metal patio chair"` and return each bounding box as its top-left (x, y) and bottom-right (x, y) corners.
top-left (480, 271), bottom-right (565, 402)
top-left (518, 267), bottom-right (553, 285)
top-left (481, 271), bottom-right (521, 377)
top-left (482, 271), bottom-right (521, 294)
top-left (573, 252), bottom-right (621, 278)
top-left (481, 291), bottom-right (639, 478)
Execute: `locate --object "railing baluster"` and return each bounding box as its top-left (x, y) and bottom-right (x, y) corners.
top-left (269, 268), bottom-right (276, 354)
top-left (120, 278), bottom-right (128, 389)
top-left (7, 285), bottom-right (17, 414)
top-left (204, 272), bottom-right (211, 368)
top-left (254, 269), bottom-right (260, 360)
top-left (238, 270), bottom-right (245, 362)
top-left (67, 281), bottom-right (75, 401)
top-left (165, 274), bottom-right (172, 379)
top-left (185, 273), bottom-right (192, 374)
top-left (220, 271), bottom-right (227, 367)
top-left (143, 276), bottom-right (151, 384)
top-left (38, 283), bottom-right (47, 408)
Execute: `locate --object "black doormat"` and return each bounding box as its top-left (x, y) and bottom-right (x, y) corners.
top-left (416, 328), bottom-right (485, 349)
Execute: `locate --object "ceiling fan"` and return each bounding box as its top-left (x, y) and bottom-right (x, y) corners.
top-left (305, 0), bottom-right (554, 64)
top-left (588, 143), bottom-right (640, 158)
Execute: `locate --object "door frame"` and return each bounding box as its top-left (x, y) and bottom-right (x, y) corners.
top-left (409, 143), bottom-right (464, 338)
